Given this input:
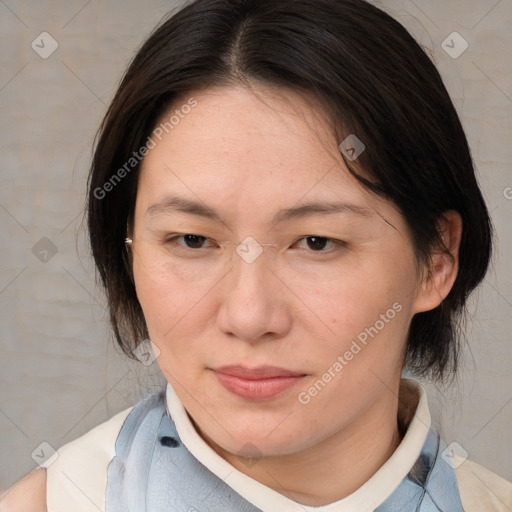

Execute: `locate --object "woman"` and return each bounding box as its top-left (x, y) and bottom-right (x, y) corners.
top-left (2, 0), bottom-right (510, 510)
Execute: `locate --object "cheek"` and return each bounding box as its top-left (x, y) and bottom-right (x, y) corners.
top-left (131, 249), bottom-right (216, 341)
top-left (293, 272), bottom-right (413, 422)
top-left (284, 254), bottom-right (416, 369)
top-left (283, 252), bottom-right (414, 328)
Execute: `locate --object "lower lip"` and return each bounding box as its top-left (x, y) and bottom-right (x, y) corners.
top-left (213, 372), bottom-right (305, 401)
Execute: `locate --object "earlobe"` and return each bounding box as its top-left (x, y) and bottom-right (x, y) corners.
top-left (413, 210), bottom-right (463, 314)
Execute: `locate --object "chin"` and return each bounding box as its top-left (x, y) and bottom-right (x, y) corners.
top-left (204, 420), bottom-right (317, 460)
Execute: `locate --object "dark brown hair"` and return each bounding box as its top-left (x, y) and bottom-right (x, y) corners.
top-left (87, 0), bottom-right (492, 381)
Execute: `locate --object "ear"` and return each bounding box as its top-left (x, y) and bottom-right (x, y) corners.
top-left (412, 210), bottom-right (462, 314)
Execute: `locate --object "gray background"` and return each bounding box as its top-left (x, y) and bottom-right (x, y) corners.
top-left (0, 0), bottom-right (511, 492)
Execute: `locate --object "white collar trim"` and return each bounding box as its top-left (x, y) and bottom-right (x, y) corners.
top-left (166, 378), bottom-right (431, 512)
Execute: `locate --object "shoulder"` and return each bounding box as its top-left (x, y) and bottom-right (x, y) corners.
top-left (45, 406), bottom-right (132, 512)
top-left (0, 468), bottom-right (47, 512)
top-left (454, 456), bottom-right (512, 511)
top-left (0, 407), bottom-right (133, 512)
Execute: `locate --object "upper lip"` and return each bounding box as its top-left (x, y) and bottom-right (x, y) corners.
top-left (212, 365), bottom-right (306, 380)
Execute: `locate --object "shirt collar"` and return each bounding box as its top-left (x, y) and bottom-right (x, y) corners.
top-left (166, 378), bottom-right (431, 512)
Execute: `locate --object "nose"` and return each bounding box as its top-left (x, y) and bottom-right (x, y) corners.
top-left (216, 252), bottom-right (292, 343)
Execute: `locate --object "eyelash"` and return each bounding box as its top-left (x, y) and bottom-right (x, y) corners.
top-left (164, 234), bottom-right (347, 253)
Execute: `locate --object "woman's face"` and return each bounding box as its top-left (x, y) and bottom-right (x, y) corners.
top-left (131, 85), bottom-right (428, 458)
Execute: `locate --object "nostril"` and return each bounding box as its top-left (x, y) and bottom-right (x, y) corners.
top-left (160, 436), bottom-right (180, 448)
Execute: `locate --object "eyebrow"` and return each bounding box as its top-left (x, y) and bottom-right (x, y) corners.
top-left (146, 196), bottom-right (374, 224)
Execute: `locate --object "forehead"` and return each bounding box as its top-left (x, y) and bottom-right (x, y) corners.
top-left (145, 85), bottom-right (338, 171)
top-left (136, 85), bottom-right (398, 228)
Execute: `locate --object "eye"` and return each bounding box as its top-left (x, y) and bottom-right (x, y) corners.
top-left (294, 236), bottom-right (345, 252)
top-left (166, 234), bottom-right (213, 249)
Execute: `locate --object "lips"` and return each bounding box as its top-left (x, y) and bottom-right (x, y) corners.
top-left (211, 365), bottom-right (306, 401)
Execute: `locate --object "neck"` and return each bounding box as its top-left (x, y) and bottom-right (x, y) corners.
top-left (207, 380), bottom-right (405, 506)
